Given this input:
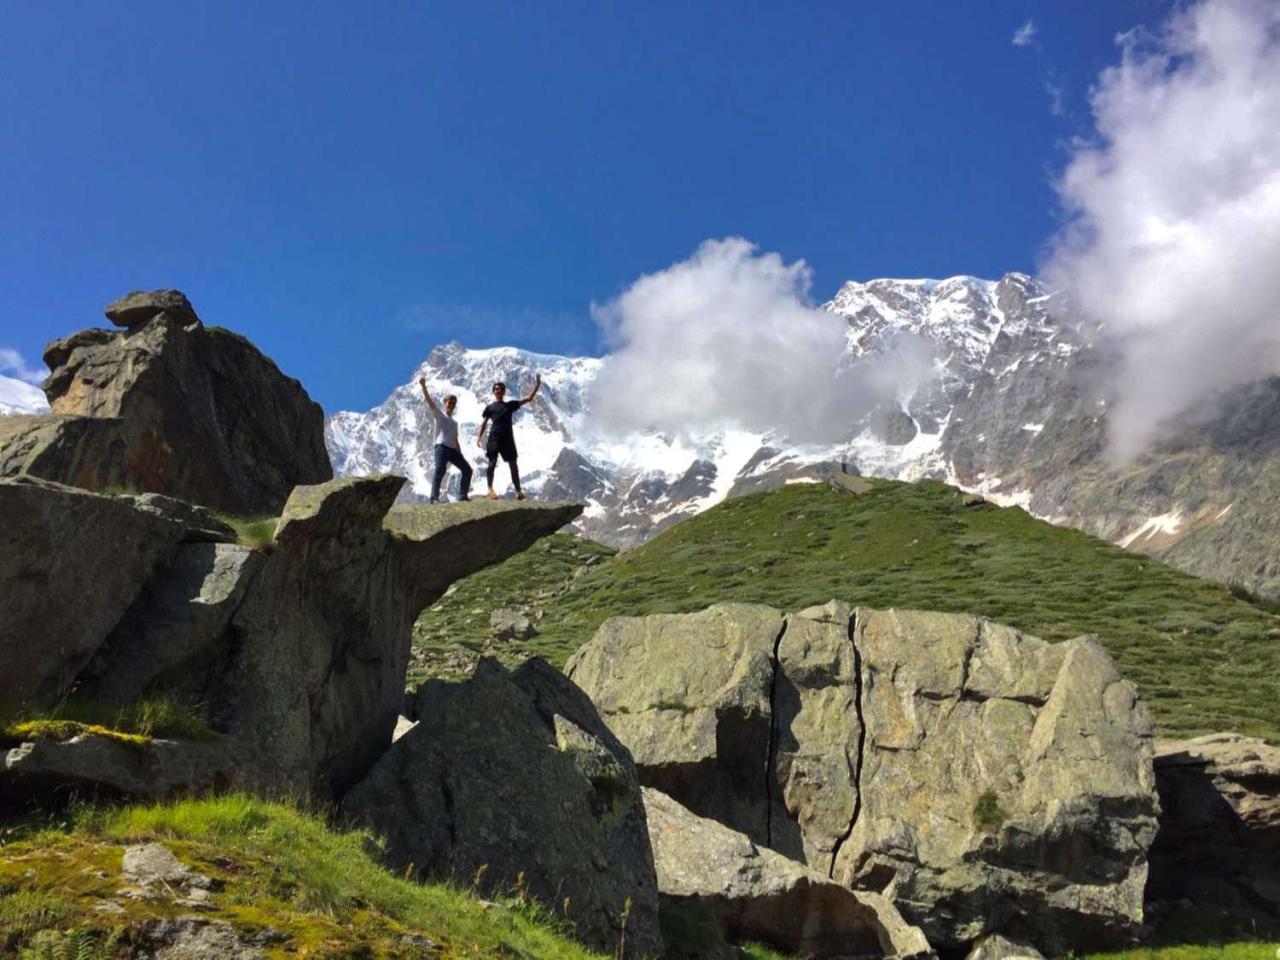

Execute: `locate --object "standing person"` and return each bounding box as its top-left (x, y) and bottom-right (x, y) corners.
top-left (419, 377), bottom-right (472, 502)
top-left (478, 374), bottom-right (541, 500)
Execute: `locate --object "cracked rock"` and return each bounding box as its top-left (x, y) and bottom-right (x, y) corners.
top-left (570, 602), bottom-right (1159, 954)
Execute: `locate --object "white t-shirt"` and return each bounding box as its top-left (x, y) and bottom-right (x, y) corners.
top-left (428, 405), bottom-right (460, 449)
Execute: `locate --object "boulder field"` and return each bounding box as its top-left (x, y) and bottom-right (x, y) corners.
top-left (568, 601), bottom-right (1160, 954)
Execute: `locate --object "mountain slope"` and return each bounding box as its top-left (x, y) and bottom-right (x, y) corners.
top-left (412, 480), bottom-right (1280, 743)
top-left (327, 273), bottom-right (1280, 598)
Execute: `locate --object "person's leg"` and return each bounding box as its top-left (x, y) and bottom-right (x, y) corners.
top-left (485, 442), bottom-right (499, 498)
top-left (446, 445), bottom-right (472, 500)
top-left (503, 437), bottom-right (524, 499)
top-left (429, 444), bottom-right (448, 502)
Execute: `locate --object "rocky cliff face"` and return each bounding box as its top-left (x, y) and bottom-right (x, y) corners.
top-left (327, 275), bottom-right (1280, 598)
top-left (1, 290), bottom-right (333, 515)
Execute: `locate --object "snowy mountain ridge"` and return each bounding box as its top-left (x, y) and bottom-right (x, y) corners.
top-left (325, 270), bottom-right (1280, 600)
top-left (326, 272), bottom-right (1075, 543)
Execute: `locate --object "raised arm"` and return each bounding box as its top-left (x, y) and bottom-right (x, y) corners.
top-left (418, 377), bottom-right (440, 416)
top-left (521, 372), bottom-right (542, 405)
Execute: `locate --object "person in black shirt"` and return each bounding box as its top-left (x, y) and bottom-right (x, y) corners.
top-left (477, 374), bottom-right (541, 499)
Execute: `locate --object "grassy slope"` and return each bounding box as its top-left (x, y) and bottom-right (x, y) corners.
top-left (0, 795), bottom-right (604, 960)
top-left (414, 479), bottom-right (1280, 742)
top-left (409, 533), bottom-right (616, 685)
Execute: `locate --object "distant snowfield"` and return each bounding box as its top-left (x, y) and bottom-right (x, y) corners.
top-left (0, 374), bottom-right (48, 415)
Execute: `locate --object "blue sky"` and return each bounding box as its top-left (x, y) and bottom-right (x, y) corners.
top-left (1, 1), bottom-right (1169, 412)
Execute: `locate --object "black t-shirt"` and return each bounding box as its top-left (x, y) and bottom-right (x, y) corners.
top-left (483, 399), bottom-right (524, 439)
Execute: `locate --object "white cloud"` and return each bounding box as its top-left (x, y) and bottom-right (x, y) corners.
top-left (1044, 79), bottom-right (1066, 116)
top-left (1043, 0), bottom-right (1280, 462)
top-left (587, 237), bottom-right (936, 444)
top-left (0, 347), bottom-right (46, 385)
top-left (1012, 19), bottom-right (1037, 47)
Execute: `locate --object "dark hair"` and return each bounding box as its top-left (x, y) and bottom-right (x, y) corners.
top-left (443, 394), bottom-right (457, 404)
top-left (492, 382), bottom-right (506, 391)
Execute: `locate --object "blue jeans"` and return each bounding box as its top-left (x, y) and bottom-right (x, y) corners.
top-left (430, 443), bottom-right (472, 501)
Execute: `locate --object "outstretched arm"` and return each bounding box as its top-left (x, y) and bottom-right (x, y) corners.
top-left (521, 372), bottom-right (542, 405)
top-left (418, 377), bottom-right (440, 416)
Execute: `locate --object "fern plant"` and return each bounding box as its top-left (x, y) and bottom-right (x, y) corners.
top-left (20, 927), bottom-right (124, 960)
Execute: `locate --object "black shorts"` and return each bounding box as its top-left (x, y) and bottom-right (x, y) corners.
top-left (486, 434), bottom-right (518, 463)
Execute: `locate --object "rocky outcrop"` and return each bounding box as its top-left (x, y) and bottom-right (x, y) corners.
top-left (0, 472), bottom-right (581, 801)
top-left (3, 734), bottom-right (234, 802)
top-left (644, 787), bottom-right (933, 959)
top-left (343, 658), bottom-right (662, 958)
top-left (568, 602), bottom-right (1160, 954)
top-left (0, 476), bottom-right (232, 719)
top-left (1149, 733), bottom-right (1280, 934)
top-left (0, 290), bottom-right (331, 514)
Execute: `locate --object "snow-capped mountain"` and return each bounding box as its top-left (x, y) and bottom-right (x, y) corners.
top-left (327, 273), bottom-right (1280, 599)
top-left (0, 374), bottom-right (49, 415)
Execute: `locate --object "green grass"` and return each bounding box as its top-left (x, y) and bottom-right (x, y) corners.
top-left (414, 479), bottom-right (1280, 743)
top-left (972, 789), bottom-right (1007, 831)
top-left (1087, 946), bottom-right (1280, 960)
top-left (2, 696), bottom-right (215, 745)
top-left (0, 794), bottom-right (606, 960)
top-left (216, 513), bottom-right (279, 550)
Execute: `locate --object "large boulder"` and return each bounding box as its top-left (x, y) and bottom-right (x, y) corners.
top-left (343, 658), bottom-right (662, 959)
top-left (837, 608), bottom-right (1157, 953)
top-left (0, 290), bottom-right (332, 514)
top-left (644, 786), bottom-right (933, 959)
top-left (0, 477), bottom-right (214, 719)
top-left (568, 602), bottom-right (1160, 954)
top-left (566, 603), bottom-right (783, 841)
top-left (1149, 733), bottom-right (1280, 934)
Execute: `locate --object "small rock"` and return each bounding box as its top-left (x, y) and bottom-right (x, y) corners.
top-left (393, 715), bottom-right (418, 742)
top-left (104, 289), bottom-right (199, 328)
top-left (489, 608), bottom-right (536, 642)
top-left (138, 916), bottom-right (271, 959)
top-left (965, 934), bottom-right (1045, 960)
top-left (123, 842), bottom-right (200, 887)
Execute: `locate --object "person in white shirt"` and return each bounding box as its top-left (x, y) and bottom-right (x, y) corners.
top-left (419, 377), bottom-right (473, 502)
